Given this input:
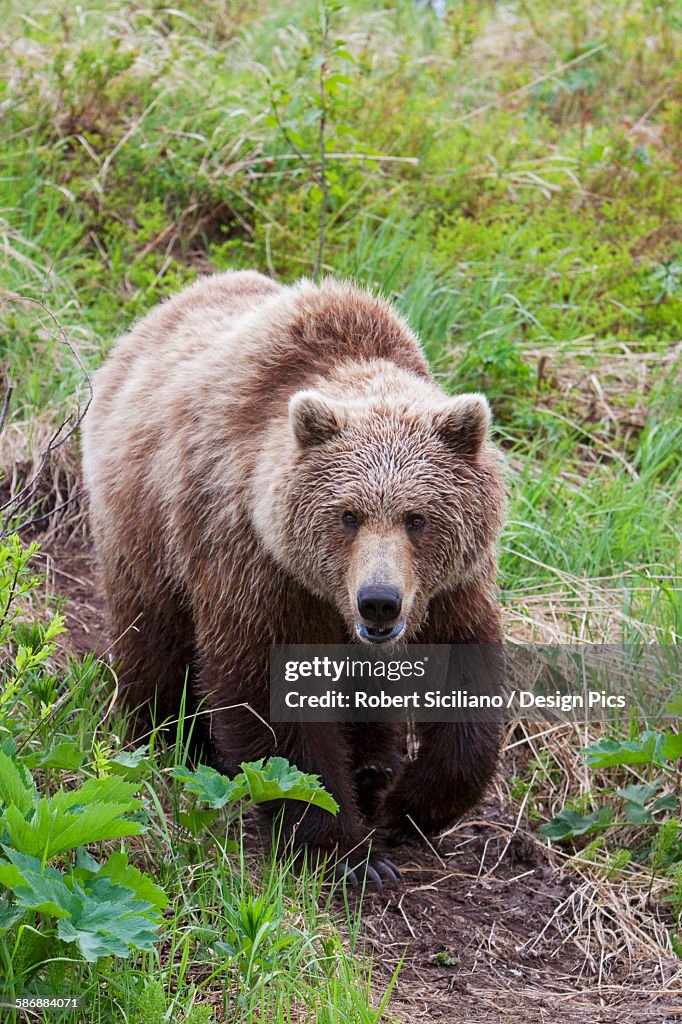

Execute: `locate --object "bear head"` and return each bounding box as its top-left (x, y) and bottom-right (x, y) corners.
top-left (252, 371), bottom-right (506, 645)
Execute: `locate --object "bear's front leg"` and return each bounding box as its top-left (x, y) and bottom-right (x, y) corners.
top-left (276, 722), bottom-right (367, 850)
top-left (381, 721), bottom-right (501, 839)
top-left (197, 653), bottom-right (399, 887)
top-left (273, 723), bottom-right (401, 887)
top-left (381, 583), bottom-right (503, 838)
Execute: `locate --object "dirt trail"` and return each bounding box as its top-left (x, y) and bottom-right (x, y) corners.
top-left (360, 815), bottom-right (677, 1023)
top-left (41, 533), bottom-right (681, 1024)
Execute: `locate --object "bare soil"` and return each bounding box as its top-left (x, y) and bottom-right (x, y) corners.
top-left (359, 816), bottom-right (678, 1023)
top-left (40, 532), bottom-right (682, 1024)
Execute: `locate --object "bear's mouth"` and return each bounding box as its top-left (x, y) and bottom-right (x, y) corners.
top-left (355, 620), bottom-right (407, 644)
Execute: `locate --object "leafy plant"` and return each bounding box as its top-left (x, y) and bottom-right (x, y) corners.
top-left (170, 757), bottom-right (338, 842)
top-left (540, 724), bottom-right (682, 951)
top-left (215, 893), bottom-right (303, 980)
top-left (541, 728), bottom-right (681, 843)
top-left (0, 538), bottom-right (344, 1015)
top-left (263, 0), bottom-right (381, 276)
top-left (0, 745), bottom-right (166, 968)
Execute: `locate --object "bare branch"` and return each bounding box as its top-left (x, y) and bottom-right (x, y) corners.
top-left (313, 4), bottom-right (330, 280)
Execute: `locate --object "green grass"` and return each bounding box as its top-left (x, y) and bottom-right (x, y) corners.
top-left (1, 0), bottom-right (681, 1017)
top-left (3, 0), bottom-right (679, 640)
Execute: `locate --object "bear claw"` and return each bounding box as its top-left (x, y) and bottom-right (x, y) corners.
top-left (334, 856), bottom-right (401, 891)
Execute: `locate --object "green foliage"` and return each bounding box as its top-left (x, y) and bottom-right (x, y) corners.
top-left (0, 630), bottom-right (165, 969)
top-left (0, 537), bottom-right (379, 1020)
top-left (132, 979), bottom-right (167, 1024)
top-left (1, 0), bottom-right (682, 1010)
top-left (171, 757), bottom-right (338, 819)
top-left (241, 757), bottom-right (339, 812)
top-left (0, 747), bottom-right (166, 964)
top-left (215, 892), bottom-right (303, 980)
top-left (541, 805), bottom-right (614, 842)
top-left (542, 727), bottom-right (681, 842)
top-left (2, 850), bottom-right (163, 962)
top-left (540, 721), bottom-right (682, 951)
top-left (581, 731), bottom-right (682, 768)
top-left (2, 774), bottom-right (144, 860)
top-left (263, 0), bottom-right (372, 275)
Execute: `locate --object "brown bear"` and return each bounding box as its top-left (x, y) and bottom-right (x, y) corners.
top-left (82, 270), bottom-right (506, 883)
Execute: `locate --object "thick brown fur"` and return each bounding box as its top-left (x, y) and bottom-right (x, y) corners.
top-left (82, 270), bottom-right (507, 863)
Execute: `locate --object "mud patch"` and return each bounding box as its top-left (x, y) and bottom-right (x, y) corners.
top-left (357, 811), bottom-right (679, 1022)
top-left (37, 532), bottom-right (109, 659)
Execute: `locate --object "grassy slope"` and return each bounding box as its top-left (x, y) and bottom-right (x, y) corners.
top-left (1, 0), bottom-right (681, 1020)
top-left (2, 0), bottom-right (680, 639)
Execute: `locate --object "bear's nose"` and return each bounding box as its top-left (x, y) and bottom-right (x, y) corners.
top-left (357, 585), bottom-right (403, 624)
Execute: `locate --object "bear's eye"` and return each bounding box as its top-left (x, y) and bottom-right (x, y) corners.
top-left (342, 510), bottom-right (359, 528)
top-left (405, 513), bottom-right (426, 533)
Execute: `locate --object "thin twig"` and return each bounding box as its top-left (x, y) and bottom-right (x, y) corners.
top-left (15, 490), bottom-right (84, 533)
top-left (267, 4), bottom-right (332, 280)
top-left (313, 3), bottom-right (330, 280)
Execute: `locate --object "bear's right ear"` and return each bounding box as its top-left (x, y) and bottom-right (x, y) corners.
top-left (289, 390), bottom-right (346, 448)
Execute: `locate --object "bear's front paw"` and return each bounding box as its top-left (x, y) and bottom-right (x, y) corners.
top-left (380, 787), bottom-right (455, 844)
top-left (299, 841), bottom-right (400, 891)
top-left (333, 851), bottom-right (401, 892)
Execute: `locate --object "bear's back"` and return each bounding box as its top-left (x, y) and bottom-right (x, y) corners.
top-left (92, 270), bottom-right (281, 410)
top-left (82, 273), bottom-right (433, 522)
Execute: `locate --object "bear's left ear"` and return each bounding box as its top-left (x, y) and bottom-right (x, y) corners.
top-left (289, 389), bottom-right (347, 448)
top-left (432, 393), bottom-right (491, 458)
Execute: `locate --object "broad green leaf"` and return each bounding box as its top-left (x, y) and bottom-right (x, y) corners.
top-left (582, 733), bottom-right (661, 768)
top-left (653, 794), bottom-right (679, 813)
top-left (660, 731), bottom-right (682, 761)
top-left (178, 808), bottom-right (220, 837)
top-left (171, 764), bottom-right (248, 809)
top-left (0, 749), bottom-right (37, 815)
top-left (13, 873), bottom-right (74, 919)
top-left (4, 776), bottom-right (143, 859)
top-left (540, 806), bottom-right (613, 842)
top-left (617, 782), bottom-right (660, 806)
top-left (0, 850), bottom-right (74, 919)
top-left (57, 877), bottom-right (160, 962)
top-left (50, 776), bottom-right (141, 813)
top-left (0, 894), bottom-right (25, 933)
top-left (240, 757), bottom-right (339, 814)
top-left (173, 759), bottom-right (338, 815)
top-left (5, 800), bottom-right (142, 860)
top-left (33, 742), bottom-right (85, 772)
top-left (95, 854), bottom-right (167, 914)
top-left (0, 860), bottom-right (24, 890)
top-left (623, 802), bottom-right (653, 825)
top-left (107, 747), bottom-right (150, 779)
top-left (75, 848), bottom-right (101, 873)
